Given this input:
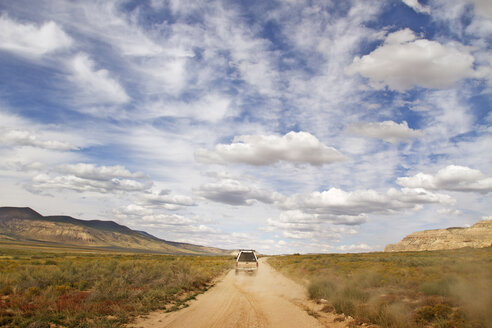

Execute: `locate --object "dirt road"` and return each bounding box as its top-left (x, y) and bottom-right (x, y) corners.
top-left (131, 258), bottom-right (351, 328)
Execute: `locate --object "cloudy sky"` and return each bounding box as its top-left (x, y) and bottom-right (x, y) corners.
top-left (0, 0), bottom-right (491, 254)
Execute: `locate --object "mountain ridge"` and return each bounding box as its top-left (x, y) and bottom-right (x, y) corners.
top-left (0, 207), bottom-right (230, 255)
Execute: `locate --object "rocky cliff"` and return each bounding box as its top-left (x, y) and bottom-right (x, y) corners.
top-left (384, 220), bottom-right (492, 252)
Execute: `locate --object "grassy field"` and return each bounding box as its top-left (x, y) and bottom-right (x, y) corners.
top-left (268, 248), bottom-right (492, 328)
top-left (0, 247), bottom-right (233, 328)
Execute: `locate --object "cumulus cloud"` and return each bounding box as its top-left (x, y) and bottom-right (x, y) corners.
top-left (69, 53), bottom-right (129, 105)
top-left (195, 176), bottom-right (281, 206)
top-left (437, 208), bottom-right (462, 216)
top-left (32, 174), bottom-right (151, 193)
top-left (265, 210), bottom-right (358, 240)
top-left (140, 190), bottom-right (195, 210)
top-left (57, 163), bottom-right (145, 180)
top-left (0, 128), bottom-right (79, 151)
top-left (140, 213), bottom-right (200, 226)
top-left (115, 204), bottom-right (153, 217)
top-left (346, 28), bottom-right (477, 91)
top-left (397, 165), bottom-right (492, 193)
top-left (0, 14), bottom-right (72, 56)
top-left (31, 163), bottom-right (151, 194)
top-left (265, 185), bottom-right (454, 241)
top-left (402, 0), bottom-right (430, 14)
top-left (195, 131), bottom-right (346, 166)
top-left (281, 186), bottom-right (454, 220)
top-left (348, 120), bottom-right (422, 143)
top-left (336, 243), bottom-right (372, 252)
top-left (114, 205), bottom-right (216, 234)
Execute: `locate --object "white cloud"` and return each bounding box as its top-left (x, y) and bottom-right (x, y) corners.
top-left (136, 214), bottom-right (219, 234)
top-left (472, 0), bottom-right (492, 19)
top-left (397, 165), bottom-right (492, 193)
top-left (195, 177), bottom-right (281, 206)
top-left (32, 174), bottom-right (151, 194)
top-left (140, 190), bottom-right (195, 210)
top-left (402, 0), bottom-right (430, 14)
top-left (264, 183), bottom-right (455, 246)
top-left (116, 204), bottom-right (153, 217)
top-left (0, 128), bottom-right (79, 151)
top-left (113, 201), bottom-right (219, 241)
top-left (205, 4), bottom-right (279, 96)
top-left (136, 56), bottom-right (190, 96)
top-left (437, 208), bottom-right (462, 216)
top-left (336, 243), bottom-right (372, 252)
top-left (69, 53), bottom-right (129, 105)
top-left (195, 131), bottom-right (346, 166)
top-left (388, 187), bottom-right (455, 205)
top-left (31, 163), bottom-right (151, 194)
top-left (0, 14), bottom-right (72, 56)
top-left (346, 28), bottom-right (477, 91)
top-left (57, 163), bottom-right (145, 180)
top-left (141, 213), bottom-right (199, 226)
top-left (265, 210), bottom-right (359, 241)
top-left (67, 1), bottom-right (164, 57)
top-left (281, 186), bottom-right (454, 220)
top-left (348, 120), bottom-right (422, 143)
top-left (146, 93), bottom-right (232, 122)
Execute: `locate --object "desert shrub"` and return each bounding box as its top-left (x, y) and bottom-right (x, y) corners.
top-left (358, 302), bottom-right (413, 328)
top-left (308, 279), bottom-right (337, 299)
top-left (0, 248), bottom-right (232, 327)
top-left (420, 277), bottom-right (455, 296)
top-left (415, 304), bottom-right (452, 324)
top-left (332, 298), bottom-right (356, 316)
top-left (339, 286), bottom-right (369, 302)
top-left (268, 247), bottom-right (492, 328)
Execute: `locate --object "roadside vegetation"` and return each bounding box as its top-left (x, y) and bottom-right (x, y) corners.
top-left (0, 247), bottom-right (232, 327)
top-left (268, 247), bottom-right (492, 328)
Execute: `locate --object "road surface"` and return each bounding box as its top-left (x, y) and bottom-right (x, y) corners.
top-left (130, 258), bottom-right (351, 328)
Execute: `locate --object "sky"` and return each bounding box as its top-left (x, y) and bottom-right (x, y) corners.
top-left (0, 0), bottom-right (491, 254)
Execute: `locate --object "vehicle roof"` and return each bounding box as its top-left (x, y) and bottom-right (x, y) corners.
top-left (237, 251), bottom-right (257, 262)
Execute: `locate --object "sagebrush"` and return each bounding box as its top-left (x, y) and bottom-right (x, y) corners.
top-left (0, 248), bottom-right (232, 327)
top-left (268, 248), bottom-right (492, 328)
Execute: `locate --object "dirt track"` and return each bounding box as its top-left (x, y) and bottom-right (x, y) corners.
top-left (130, 258), bottom-right (351, 328)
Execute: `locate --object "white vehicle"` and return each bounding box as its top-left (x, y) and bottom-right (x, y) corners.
top-left (235, 250), bottom-right (258, 275)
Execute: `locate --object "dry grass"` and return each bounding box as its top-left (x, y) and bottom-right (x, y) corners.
top-left (0, 247), bottom-right (232, 327)
top-left (268, 247), bottom-right (492, 328)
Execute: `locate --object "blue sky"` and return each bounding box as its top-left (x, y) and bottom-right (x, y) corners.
top-left (0, 0), bottom-right (491, 254)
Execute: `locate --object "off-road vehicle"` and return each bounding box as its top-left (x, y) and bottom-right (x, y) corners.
top-left (235, 249), bottom-right (258, 275)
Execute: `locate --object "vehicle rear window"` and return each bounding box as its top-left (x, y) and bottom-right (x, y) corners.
top-left (238, 252), bottom-right (256, 262)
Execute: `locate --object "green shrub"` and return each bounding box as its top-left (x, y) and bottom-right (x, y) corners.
top-left (308, 279), bottom-right (337, 299)
top-left (420, 277), bottom-right (454, 296)
top-left (268, 247), bottom-right (492, 328)
top-left (340, 286), bottom-right (369, 302)
top-left (332, 298), bottom-right (355, 316)
top-left (0, 248), bottom-right (232, 327)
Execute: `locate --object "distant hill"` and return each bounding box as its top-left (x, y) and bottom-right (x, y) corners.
top-left (385, 220), bottom-right (492, 252)
top-left (0, 207), bottom-right (230, 255)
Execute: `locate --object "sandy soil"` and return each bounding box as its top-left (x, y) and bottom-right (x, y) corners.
top-left (129, 258), bottom-right (355, 328)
